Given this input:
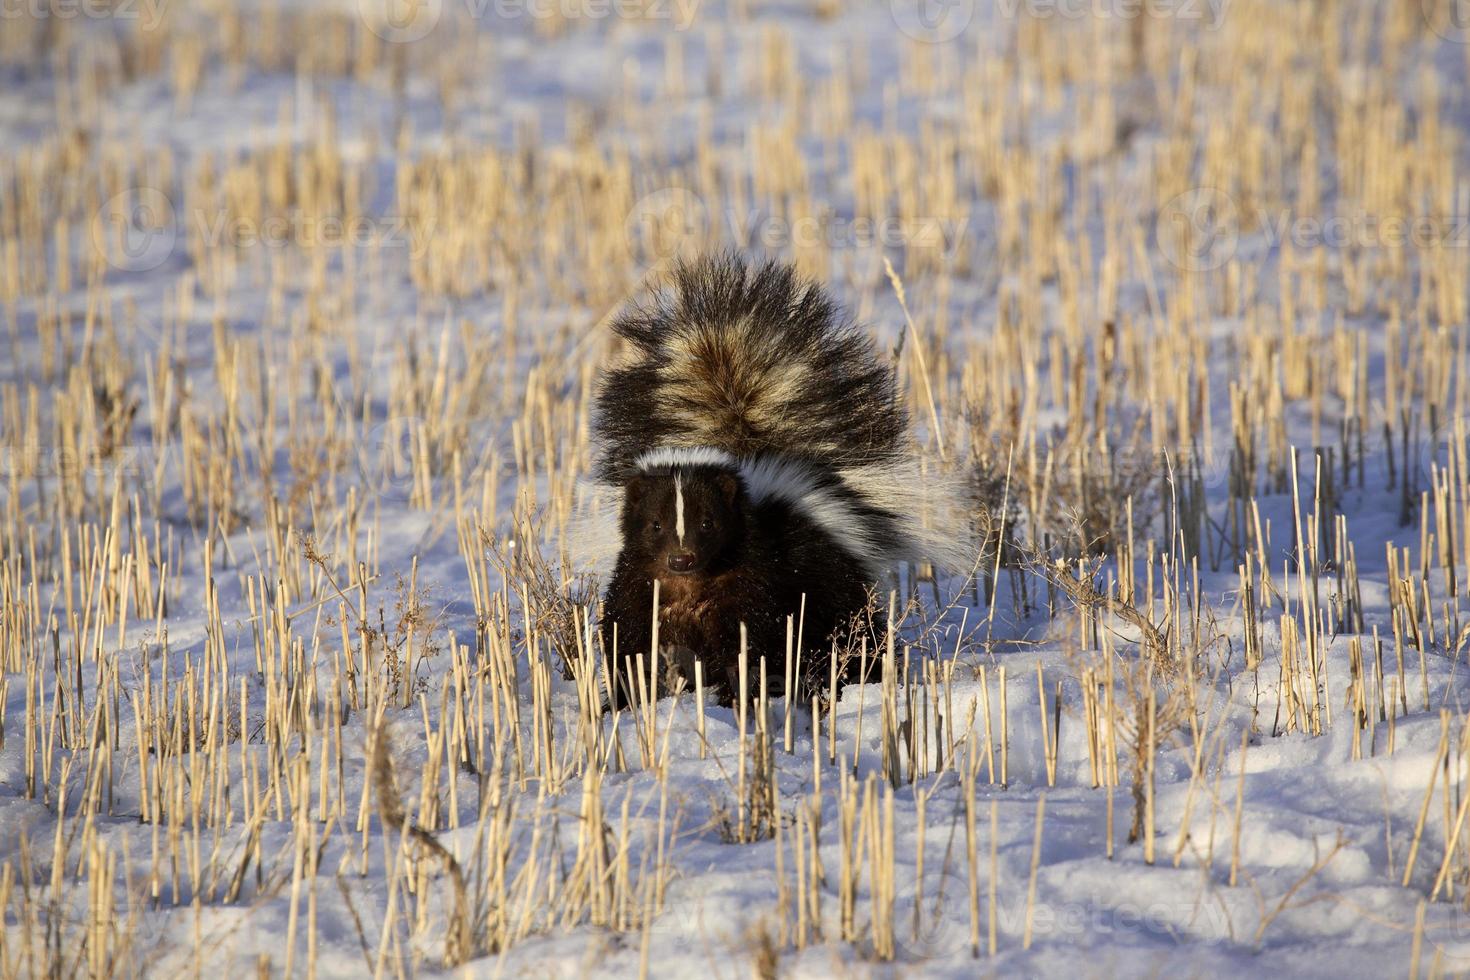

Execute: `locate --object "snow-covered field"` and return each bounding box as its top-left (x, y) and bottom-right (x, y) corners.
top-left (4, 0), bottom-right (1470, 975)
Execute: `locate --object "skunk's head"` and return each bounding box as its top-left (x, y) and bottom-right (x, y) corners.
top-left (621, 462), bottom-right (745, 576)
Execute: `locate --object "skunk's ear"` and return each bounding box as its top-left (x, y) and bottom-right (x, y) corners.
top-left (713, 471), bottom-right (741, 507)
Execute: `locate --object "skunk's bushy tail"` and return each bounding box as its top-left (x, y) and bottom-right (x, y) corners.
top-left (593, 254), bottom-right (907, 482)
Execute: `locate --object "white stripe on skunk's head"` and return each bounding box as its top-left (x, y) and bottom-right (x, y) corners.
top-left (674, 472), bottom-right (685, 544)
top-left (634, 446), bottom-right (739, 472)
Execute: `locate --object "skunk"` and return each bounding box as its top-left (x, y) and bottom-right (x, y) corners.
top-left (584, 254), bottom-right (972, 706)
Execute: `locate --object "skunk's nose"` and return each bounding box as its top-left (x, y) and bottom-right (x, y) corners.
top-left (666, 552), bottom-right (696, 573)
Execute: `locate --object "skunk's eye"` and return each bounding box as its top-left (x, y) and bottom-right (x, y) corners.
top-left (650, 521), bottom-right (662, 532)
top-left (700, 518), bottom-right (713, 530)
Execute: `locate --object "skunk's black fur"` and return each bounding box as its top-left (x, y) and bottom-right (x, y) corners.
top-left (600, 456), bottom-right (876, 706)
